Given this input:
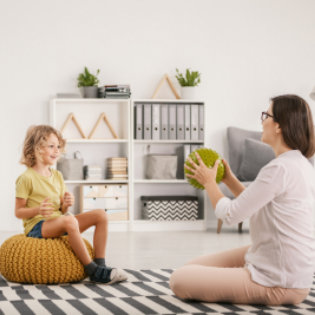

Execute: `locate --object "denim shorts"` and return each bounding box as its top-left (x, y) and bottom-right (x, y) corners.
top-left (27, 220), bottom-right (44, 238)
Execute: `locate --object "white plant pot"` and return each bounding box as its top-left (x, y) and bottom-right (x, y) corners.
top-left (181, 86), bottom-right (196, 99)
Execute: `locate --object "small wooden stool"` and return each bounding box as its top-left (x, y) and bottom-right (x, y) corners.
top-left (217, 219), bottom-right (243, 234)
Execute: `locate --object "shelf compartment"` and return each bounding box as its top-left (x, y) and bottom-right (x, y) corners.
top-left (133, 140), bottom-right (203, 144)
top-left (134, 179), bottom-right (187, 184)
top-left (65, 180), bottom-right (129, 184)
top-left (66, 139), bottom-right (128, 144)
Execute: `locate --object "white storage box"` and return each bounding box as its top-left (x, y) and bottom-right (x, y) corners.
top-left (81, 184), bottom-right (128, 221)
top-left (82, 196), bottom-right (127, 210)
top-left (82, 184), bottom-right (127, 198)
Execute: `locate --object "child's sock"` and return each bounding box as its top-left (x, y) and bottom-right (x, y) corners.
top-left (84, 261), bottom-right (98, 276)
top-left (94, 258), bottom-right (106, 266)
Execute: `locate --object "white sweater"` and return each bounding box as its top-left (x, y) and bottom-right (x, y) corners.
top-left (215, 150), bottom-right (315, 288)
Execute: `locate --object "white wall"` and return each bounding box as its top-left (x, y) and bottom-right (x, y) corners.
top-left (1, 0), bottom-right (315, 231)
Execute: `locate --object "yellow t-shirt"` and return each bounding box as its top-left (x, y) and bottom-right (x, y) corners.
top-left (15, 168), bottom-right (66, 235)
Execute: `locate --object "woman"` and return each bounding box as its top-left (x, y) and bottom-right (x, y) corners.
top-left (170, 94), bottom-right (315, 305)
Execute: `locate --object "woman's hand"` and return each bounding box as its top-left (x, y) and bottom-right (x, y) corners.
top-left (39, 197), bottom-right (54, 217)
top-left (62, 192), bottom-right (74, 209)
top-left (184, 152), bottom-right (220, 187)
top-left (221, 158), bottom-right (236, 185)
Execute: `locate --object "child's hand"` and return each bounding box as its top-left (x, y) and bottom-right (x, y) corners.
top-left (63, 192), bottom-right (74, 208)
top-left (39, 197), bottom-right (54, 217)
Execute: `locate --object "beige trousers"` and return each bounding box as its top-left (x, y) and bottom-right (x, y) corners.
top-left (169, 245), bottom-right (309, 305)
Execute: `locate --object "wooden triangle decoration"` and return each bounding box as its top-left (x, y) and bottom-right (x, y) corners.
top-left (151, 74), bottom-right (180, 99)
top-left (88, 113), bottom-right (118, 139)
top-left (60, 113), bottom-right (86, 139)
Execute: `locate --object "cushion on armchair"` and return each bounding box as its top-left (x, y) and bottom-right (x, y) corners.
top-left (227, 127), bottom-right (262, 177)
top-left (238, 138), bottom-right (275, 181)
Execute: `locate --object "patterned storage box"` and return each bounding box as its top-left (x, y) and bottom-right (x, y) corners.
top-left (141, 196), bottom-right (198, 221)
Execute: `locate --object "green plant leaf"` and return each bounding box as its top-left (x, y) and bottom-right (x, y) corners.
top-left (77, 67), bottom-right (100, 87)
top-left (175, 68), bottom-right (201, 87)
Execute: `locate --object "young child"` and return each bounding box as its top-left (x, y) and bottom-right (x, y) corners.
top-left (15, 125), bottom-right (127, 284)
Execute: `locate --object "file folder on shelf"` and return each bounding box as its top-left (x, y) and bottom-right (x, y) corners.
top-left (184, 144), bottom-right (191, 161)
top-left (169, 104), bottom-right (176, 140)
top-left (136, 103), bottom-right (143, 139)
top-left (190, 144), bottom-right (202, 153)
top-left (184, 104), bottom-right (191, 140)
top-left (199, 104), bottom-right (204, 140)
top-left (190, 104), bottom-right (199, 140)
top-left (176, 104), bottom-right (184, 140)
top-left (161, 104), bottom-right (168, 140)
top-left (152, 104), bottom-right (160, 140)
top-left (144, 104), bottom-right (152, 139)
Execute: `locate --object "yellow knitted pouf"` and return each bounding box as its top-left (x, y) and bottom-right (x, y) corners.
top-left (0, 234), bottom-right (94, 284)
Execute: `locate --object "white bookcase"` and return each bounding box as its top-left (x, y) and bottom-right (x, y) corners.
top-left (50, 98), bottom-right (206, 231)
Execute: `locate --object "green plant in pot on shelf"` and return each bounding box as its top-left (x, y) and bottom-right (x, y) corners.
top-left (175, 68), bottom-right (201, 99)
top-left (77, 67), bottom-right (100, 98)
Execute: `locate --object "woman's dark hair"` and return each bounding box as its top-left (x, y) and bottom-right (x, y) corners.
top-left (271, 94), bottom-right (315, 158)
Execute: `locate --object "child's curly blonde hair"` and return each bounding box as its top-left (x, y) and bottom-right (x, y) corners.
top-left (20, 125), bottom-right (66, 167)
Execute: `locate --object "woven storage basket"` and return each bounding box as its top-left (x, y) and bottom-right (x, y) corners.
top-left (0, 234), bottom-right (94, 284)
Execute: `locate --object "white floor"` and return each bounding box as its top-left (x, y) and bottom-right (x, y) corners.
top-left (0, 228), bottom-right (251, 270)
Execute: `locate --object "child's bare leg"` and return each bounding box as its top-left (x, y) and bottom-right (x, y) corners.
top-left (75, 210), bottom-right (108, 259)
top-left (75, 210), bottom-right (127, 283)
top-left (42, 216), bottom-right (92, 265)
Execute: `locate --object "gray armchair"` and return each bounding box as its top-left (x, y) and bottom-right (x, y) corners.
top-left (217, 126), bottom-right (275, 233)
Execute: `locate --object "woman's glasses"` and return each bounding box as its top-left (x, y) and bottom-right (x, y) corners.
top-left (261, 111), bottom-right (274, 122)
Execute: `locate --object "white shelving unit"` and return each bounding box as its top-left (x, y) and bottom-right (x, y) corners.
top-left (50, 98), bottom-right (206, 231)
top-left (131, 99), bottom-right (206, 231)
top-left (50, 98), bottom-right (131, 231)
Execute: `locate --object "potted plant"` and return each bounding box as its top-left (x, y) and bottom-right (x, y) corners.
top-left (77, 67), bottom-right (100, 98)
top-left (175, 68), bottom-right (201, 99)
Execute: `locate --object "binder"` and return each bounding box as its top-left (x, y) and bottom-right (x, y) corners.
top-left (161, 104), bottom-right (168, 139)
top-left (184, 144), bottom-right (191, 161)
top-left (190, 104), bottom-right (199, 140)
top-left (169, 104), bottom-right (176, 140)
top-left (144, 104), bottom-right (152, 139)
top-left (136, 103), bottom-right (143, 139)
top-left (199, 104), bottom-right (204, 140)
top-left (152, 104), bottom-right (160, 140)
top-left (184, 104), bottom-right (191, 140)
top-left (190, 144), bottom-right (202, 153)
top-left (176, 104), bottom-right (184, 140)
top-left (181, 144), bottom-right (191, 180)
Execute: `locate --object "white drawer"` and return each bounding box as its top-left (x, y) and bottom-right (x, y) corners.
top-left (106, 209), bottom-right (128, 221)
top-left (82, 209), bottom-right (128, 221)
top-left (81, 184), bottom-right (127, 198)
top-left (82, 196), bottom-right (128, 211)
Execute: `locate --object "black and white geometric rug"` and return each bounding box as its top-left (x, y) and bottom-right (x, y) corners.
top-left (0, 269), bottom-right (314, 314)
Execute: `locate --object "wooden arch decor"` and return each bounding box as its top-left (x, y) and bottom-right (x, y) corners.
top-left (151, 74), bottom-right (180, 99)
top-left (88, 113), bottom-right (118, 139)
top-left (60, 113), bottom-right (86, 139)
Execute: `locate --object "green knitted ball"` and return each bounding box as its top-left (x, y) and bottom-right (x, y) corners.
top-left (184, 148), bottom-right (225, 189)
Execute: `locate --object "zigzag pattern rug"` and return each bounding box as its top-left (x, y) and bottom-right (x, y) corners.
top-left (0, 269), bottom-right (314, 314)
